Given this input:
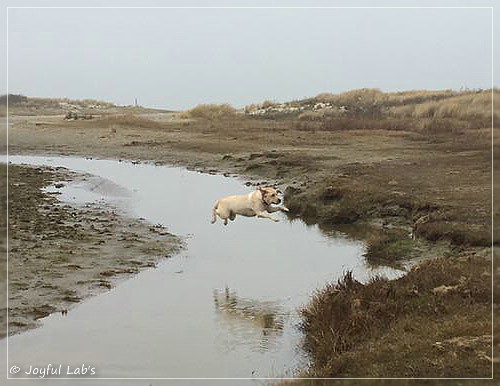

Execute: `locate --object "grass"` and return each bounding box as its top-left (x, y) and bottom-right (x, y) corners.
top-left (284, 156), bottom-right (492, 249)
top-left (416, 221), bottom-right (491, 247)
top-left (299, 255), bottom-right (491, 377)
top-left (0, 94), bottom-right (115, 108)
top-left (283, 89), bottom-right (498, 134)
top-left (244, 99), bottom-right (278, 113)
top-left (305, 88), bottom-right (487, 110)
top-left (0, 94), bottom-right (118, 116)
top-left (363, 229), bottom-right (415, 266)
top-left (296, 114), bottom-right (490, 134)
top-left (86, 114), bottom-right (164, 129)
top-left (0, 94), bottom-right (28, 106)
top-left (180, 103), bottom-right (237, 120)
top-left (390, 91), bottom-right (497, 121)
top-left (285, 180), bottom-right (403, 228)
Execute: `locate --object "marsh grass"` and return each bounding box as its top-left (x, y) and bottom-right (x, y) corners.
top-left (0, 94), bottom-right (115, 108)
top-left (292, 89), bottom-right (498, 133)
top-left (364, 229), bottom-right (415, 265)
top-left (180, 103), bottom-right (237, 120)
top-left (313, 88), bottom-right (465, 105)
top-left (299, 255), bottom-right (491, 377)
top-left (88, 114), bottom-right (164, 129)
top-left (0, 94), bottom-right (118, 116)
top-left (285, 182), bottom-right (389, 227)
top-left (390, 91), bottom-right (497, 121)
top-left (283, 157), bottom-right (492, 249)
top-left (416, 221), bottom-right (492, 247)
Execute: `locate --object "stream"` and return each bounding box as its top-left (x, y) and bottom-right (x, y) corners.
top-left (2, 155), bottom-right (404, 384)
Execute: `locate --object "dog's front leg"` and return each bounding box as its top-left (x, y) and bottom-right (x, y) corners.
top-left (256, 211), bottom-right (279, 222)
top-left (267, 206), bottom-right (289, 213)
top-left (266, 206), bottom-right (281, 213)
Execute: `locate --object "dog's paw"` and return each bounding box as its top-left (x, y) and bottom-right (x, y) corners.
top-left (274, 218), bottom-right (280, 222)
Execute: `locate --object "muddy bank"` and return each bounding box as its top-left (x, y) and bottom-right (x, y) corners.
top-left (1, 163), bottom-right (181, 337)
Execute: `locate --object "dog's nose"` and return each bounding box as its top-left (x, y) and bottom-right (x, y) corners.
top-left (277, 198), bottom-right (282, 204)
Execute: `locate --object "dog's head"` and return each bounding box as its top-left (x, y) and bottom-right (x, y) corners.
top-left (259, 186), bottom-right (282, 205)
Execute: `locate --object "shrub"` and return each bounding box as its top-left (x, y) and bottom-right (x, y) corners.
top-left (261, 100), bottom-right (276, 109)
top-left (181, 104), bottom-right (236, 120)
top-left (0, 94), bottom-right (28, 106)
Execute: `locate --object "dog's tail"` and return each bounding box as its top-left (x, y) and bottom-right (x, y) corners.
top-left (211, 201), bottom-right (219, 224)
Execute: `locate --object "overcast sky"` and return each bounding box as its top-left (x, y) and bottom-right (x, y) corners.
top-left (1, 1), bottom-right (497, 110)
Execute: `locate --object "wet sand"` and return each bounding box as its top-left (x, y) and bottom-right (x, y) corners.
top-left (1, 163), bottom-right (181, 336)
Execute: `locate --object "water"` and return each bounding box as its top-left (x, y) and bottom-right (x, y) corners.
top-left (2, 155), bottom-right (404, 384)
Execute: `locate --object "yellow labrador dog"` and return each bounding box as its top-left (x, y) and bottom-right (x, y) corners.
top-left (211, 186), bottom-right (289, 225)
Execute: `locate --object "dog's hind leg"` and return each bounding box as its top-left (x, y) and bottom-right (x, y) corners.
top-left (211, 201), bottom-right (219, 224)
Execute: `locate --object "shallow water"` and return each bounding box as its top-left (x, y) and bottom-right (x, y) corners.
top-left (2, 155), bottom-right (404, 383)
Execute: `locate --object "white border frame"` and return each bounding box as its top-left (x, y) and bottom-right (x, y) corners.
top-left (4, 5), bottom-right (495, 381)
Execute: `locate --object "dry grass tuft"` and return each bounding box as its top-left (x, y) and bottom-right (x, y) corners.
top-left (390, 91), bottom-right (498, 122)
top-left (1, 94), bottom-right (118, 116)
top-left (181, 104), bottom-right (237, 120)
top-left (82, 114), bottom-right (164, 129)
top-left (312, 89), bottom-right (463, 108)
top-left (244, 100), bottom-right (278, 113)
top-left (276, 89), bottom-right (498, 133)
top-left (300, 255), bottom-right (491, 377)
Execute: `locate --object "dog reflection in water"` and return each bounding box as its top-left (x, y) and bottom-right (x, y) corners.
top-left (213, 287), bottom-right (285, 349)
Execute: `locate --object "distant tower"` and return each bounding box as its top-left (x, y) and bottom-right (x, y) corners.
top-left (134, 98), bottom-right (138, 107)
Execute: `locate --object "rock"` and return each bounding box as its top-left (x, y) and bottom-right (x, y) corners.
top-left (432, 284), bottom-right (459, 295)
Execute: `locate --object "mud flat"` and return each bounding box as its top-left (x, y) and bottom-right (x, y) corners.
top-left (0, 163), bottom-right (181, 336)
